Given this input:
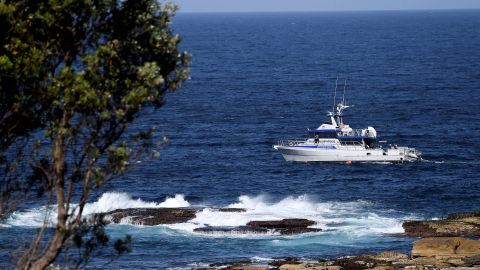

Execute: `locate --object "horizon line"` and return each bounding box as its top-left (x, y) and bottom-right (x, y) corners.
top-left (177, 7), bottom-right (480, 14)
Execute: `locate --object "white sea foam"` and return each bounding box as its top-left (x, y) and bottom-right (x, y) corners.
top-left (2, 192), bottom-right (409, 237)
top-left (3, 192), bottom-right (189, 227)
top-left (82, 192), bottom-right (190, 215)
top-left (251, 256), bottom-right (274, 262)
top-left (166, 262), bottom-right (210, 270)
top-left (182, 195), bottom-right (405, 236)
top-left (6, 206), bottom-right (57, 227)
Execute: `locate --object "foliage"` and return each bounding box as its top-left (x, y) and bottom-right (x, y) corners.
top-left (0, 0), bottom-right (190, 269)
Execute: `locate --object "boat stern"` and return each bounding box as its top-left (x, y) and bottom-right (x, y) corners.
top-left (405, 148), bottom-right (422, 161)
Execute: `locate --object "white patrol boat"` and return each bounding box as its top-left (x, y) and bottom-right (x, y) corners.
top-left (273, 83), bottom-right (421, 163)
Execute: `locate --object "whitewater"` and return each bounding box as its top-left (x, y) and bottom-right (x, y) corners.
top-left (3, 192), bottom-right (412, 237)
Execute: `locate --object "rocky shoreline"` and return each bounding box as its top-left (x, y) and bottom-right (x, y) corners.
top-left (197, 211), bottom-right (480, 270)
top-left (200, 246), bottom-right (480, 270)
top-left (93, 208), bottom-right (480, 269)
top-left (198, 238), bottom-right (480, 270)
top-left (403, 211), bottom-right (480, 238)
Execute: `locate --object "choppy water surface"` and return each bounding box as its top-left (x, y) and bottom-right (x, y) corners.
top-left (1, 10), bottom-right (480, 269)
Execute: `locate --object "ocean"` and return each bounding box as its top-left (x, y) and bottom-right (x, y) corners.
top-left (1, 10), bottom-right (480, 269)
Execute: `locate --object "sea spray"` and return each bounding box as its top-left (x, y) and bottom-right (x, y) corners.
top-left (83, 192), bottom-right (190, 214)
top-left (3, 192), bottom-right (410, 236)
top-left (189, 195), bottom-right (406, 236)
top-left (3, 192), bottom-right (190, 227)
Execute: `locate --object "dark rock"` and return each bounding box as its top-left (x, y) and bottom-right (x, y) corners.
top-left (334, 255), bottom-right (380, 270)
top-left (215, 208), bottom-right (246, 213)
top-left (268, 257), bottom-right (302, 267)
top-left (247, 218), bottom-right (321, 235)
top-left (247, 218), bottom-right (315, 228)
top-left (403, 221), bottom-right (446, 237)
top-left (403, 220), bottom-right (480, 238)
top-left (463, 254), bottom-right (480, 266)
top-left (193, 226), bottom-right (269, 234)
top-left (194, 219), bottom-right (320, 235)
top-left (403, 210), bottom-right (480, 238)
top-left (98, 208), bottom-right (197, 226)
top-left (279, 227), bottom-right (322, 235)
top-left (447, 210), bottom-right (480, 220)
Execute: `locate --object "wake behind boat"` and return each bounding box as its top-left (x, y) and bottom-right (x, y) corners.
top-left (273, 82), bottom-right (421, 163)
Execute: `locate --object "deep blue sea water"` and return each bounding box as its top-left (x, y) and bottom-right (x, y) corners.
top-left (1, 10), bottom-right (480, 269)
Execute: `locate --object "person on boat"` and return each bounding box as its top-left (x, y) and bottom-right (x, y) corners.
top-left (314, 134), bottom-right (319, 144)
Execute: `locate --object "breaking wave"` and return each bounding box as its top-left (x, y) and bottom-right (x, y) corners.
top-left (3, 192), bottom-right (189, 227)
top-left (2, 192), bottom-right (412, 237)
top-left (182, 194), bottom-right (407, 236)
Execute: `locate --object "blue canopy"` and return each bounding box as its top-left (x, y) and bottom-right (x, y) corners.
top-left (307, 129), bottom-right (339, 133)
top-left (338, 135), bottom-right (371, 139)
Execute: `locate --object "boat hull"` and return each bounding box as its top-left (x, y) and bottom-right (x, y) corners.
top-left (273, 145), bottom-right (419, 163)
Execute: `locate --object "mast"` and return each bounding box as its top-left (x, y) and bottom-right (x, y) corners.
top-left (330, 77), bottom-right (339, 127)
top-left (332, 77), bottom-right (338, 114)
top-left (338, 80), bottom-right (347, 125)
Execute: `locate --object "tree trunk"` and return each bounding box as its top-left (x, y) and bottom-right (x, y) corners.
top-left (29, 229), bottom-right (66, 270)
top-left (29, 117), bottom-right (69, 270)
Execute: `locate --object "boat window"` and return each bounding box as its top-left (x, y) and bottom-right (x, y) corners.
top-left (321, 132), bottom-right (336, 138)
top-left (339, 138), bottom-right (363, 143)
top-left (308, 132), bottom-right (337, 139)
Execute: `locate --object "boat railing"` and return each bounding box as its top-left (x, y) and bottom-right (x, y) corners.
top-left (276, 139), bottom-right (365, 148)
top-left (339, 141), bottom-right (363, 147)
top-left (277, 138), bottom-right (342, 147)
top-left (339, 129), bottom-right (372, 137)
top-left (275, 139), bottom-right (310, 147)
top-left (338, 141), bottom-right (369, 150)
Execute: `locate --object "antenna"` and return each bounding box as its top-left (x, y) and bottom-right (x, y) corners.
top-left (342, 79), bottom-right (347, 105)
top-left (332, 77), bottom-right (338, 113)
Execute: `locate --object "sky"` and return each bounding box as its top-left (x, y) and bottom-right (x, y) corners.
top-left (173, 0), bottom-right (480, 13)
